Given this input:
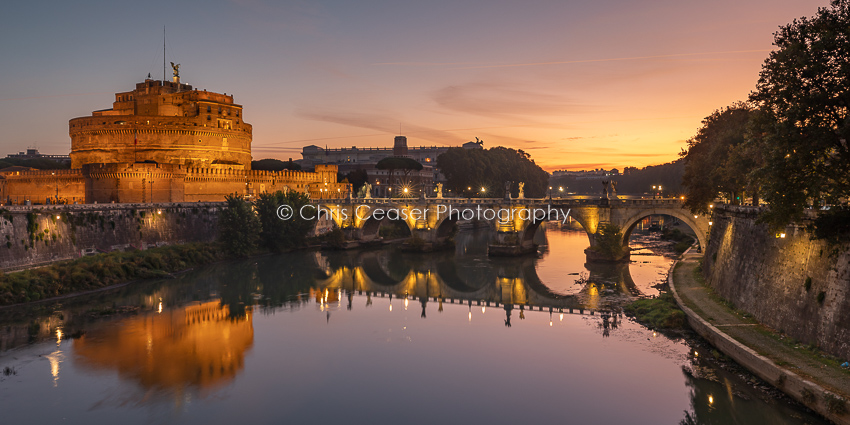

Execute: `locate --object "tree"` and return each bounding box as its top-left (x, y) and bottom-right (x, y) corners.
top-left (218, 194), bottom-right (261, 257)
top-left (254, 190), bottom-right (312, 252)
top-left (376, 157), bottom-right (423, 197)
top-left (749, 0), bottom-right (850, 228)
top-left (251, 158), bottom-right (301, 171)
top-left (680, 103), bottom-right (756, 213)
top-left (342, 169), bottom-right (369, 195)
top-left (436, 144), bottom-right (549, 198)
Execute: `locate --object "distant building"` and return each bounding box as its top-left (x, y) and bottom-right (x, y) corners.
top-left (299, 136), bottom-right (449, 171)
top-left (6, 148), bottom-right (70, 164)
top-left (551, 168), bottom-right (620, 179)
top-left (300, 136), bottom-right (483, 197)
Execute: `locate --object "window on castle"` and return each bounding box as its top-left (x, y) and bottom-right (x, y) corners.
top-left (207, 115), bottom-right (211, 121)
top-left (218, 107), bottom-right (222, 114)
top-left (206, 105), bottom-right (211, 113)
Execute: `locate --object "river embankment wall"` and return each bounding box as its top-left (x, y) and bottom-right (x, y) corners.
top-left (704, 205), bottom-right (850, 359)
top-left (0, 203), bottom-right (222, 271)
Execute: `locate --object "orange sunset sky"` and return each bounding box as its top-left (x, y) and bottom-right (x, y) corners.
top-left (0, 0), bottom-right (827, 171)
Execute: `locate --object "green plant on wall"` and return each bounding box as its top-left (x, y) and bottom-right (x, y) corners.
top-left (26, 213), bottom-right (38, 242)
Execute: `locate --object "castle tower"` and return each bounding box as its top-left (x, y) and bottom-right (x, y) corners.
top-left (69, 78), bottom-right (253, 170)
top-left (393, 136), bottom-right (408, 157)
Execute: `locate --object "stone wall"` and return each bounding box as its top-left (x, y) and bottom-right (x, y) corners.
top-left (705, 205), bottom-right (850, 359)
top-left (0, 169), bottom-right (86, 205)
top-left (0, 203), bottom-right (222, 271)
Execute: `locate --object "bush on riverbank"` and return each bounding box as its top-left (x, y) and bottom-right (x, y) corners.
top-left (624, 292), bottom-right (688, 330)
top-left (0, 243), bottom-right (224, 305)
top-left (588, 223), bottom-right (628, 261)
top-left (662, 228), bottom-right (695, 253)
top-left (219, 195), bottom-right (262, 257)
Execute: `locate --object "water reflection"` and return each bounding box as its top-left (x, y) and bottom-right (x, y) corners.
top-left (0, 228), bottom-right (828, 425)
top-left (73, 301), bottom-right (253, 393)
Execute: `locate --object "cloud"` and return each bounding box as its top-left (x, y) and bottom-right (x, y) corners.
top-left (291, 108), bottom-right (466, 146)
top-left (452, 49), bottom-right (772, 70)
top-left (432, 83), bottom-right (589, 120)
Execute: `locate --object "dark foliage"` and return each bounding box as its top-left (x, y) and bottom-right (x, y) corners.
top-left (251, 158), bottom-right (301, 171)
top-left (0, 158), bottom-right (69, 170)
top-left (255, 190), bottom-right (312, 252)
top-left (219, 194), bottom-right (261, 257)
top-left (749, 0), bottom-right (850, 228)
top-left (436, 145), bottom-right (548, 197)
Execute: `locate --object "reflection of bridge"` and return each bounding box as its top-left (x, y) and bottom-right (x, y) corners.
top-left (309, 248), bottom-right (639, 321)
top-left (314, 197), bottom-right (709, 256)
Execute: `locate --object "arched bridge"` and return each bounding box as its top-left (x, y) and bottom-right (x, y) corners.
top-left (311, 196), bottom-right (710, 257)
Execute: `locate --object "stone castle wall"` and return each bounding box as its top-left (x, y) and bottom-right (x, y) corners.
top-left (69, 117), bottom-right (252, 169)
top-left (0, 164), bottom-right (347, 205)
top-left (0, 169), bottom-right (86, 204)
top-left (0, 203), bottom-right (222, 271)
top-left (705, 205), bottom-right (850, 359)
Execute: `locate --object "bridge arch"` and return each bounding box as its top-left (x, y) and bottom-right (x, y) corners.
top-left (616, 207), bottom-right (708, 251)
top-left (359, 213), bottom-right (413, 241)
top-left (560, 207), bottom-right (597, 247)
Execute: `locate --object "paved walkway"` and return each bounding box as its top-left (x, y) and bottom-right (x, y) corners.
top-left (673, 252), bottom-right (850, 399)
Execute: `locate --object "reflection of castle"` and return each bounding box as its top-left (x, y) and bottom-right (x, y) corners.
top-left (73, 301), bottom-right (253, 391)
top-left (0, 76), bottom-right (346, 204)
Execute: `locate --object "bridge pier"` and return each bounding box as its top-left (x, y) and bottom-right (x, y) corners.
top-left (488, 230), bottom-right (538, 256)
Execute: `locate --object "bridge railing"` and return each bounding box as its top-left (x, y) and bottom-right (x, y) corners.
top-left (312, 197), bottom-right (688, 207)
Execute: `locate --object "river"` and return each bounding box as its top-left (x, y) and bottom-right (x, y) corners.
top-left (0, 224), bottom-right (828, 424)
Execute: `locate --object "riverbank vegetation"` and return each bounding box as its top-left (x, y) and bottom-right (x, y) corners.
top-left (0, 243), bottom-right (223, 305)
top-left (219, 191), bottom-right (313, 256)
top-left (624, 292), bottom-right (688, 330)
top-left (662, 228), bottom-right (695, 254)
top-left (585, 223), bottom-right (628, 262)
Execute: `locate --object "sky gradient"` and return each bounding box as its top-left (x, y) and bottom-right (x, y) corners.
top-left (0, 0), bottom-right (827, 171)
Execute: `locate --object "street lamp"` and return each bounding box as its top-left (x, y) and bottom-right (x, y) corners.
top-left (52, 172), bottom-right (58, 203)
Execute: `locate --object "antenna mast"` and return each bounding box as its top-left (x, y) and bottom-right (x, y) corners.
top-left (163, 26), bottom-right (166, 81)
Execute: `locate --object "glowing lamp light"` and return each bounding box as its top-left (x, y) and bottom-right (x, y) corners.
top-left (403, 187), bottom-right (409, 194)
top-left (56, 215), bottom-right (61, 219)
top-left (708, 221), bottom-right (713, 226)
top-left (481, 306), bottom-right (486, 313)
top-left (708, 395), bottom-right (714, 404)
top-left (157, 210), bottom-right (162, 215)
top-left (709, 204), bottom-right (714, 208)
top-left (481, 187), bottom-right (486, 192)
top-left (780, 233), bottom-right (786, 238)
top-left (694, 215), bottom-right (698, 218)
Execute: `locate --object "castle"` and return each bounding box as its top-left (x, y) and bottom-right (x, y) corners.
top-left (0, 74), bottom-right (346, 204)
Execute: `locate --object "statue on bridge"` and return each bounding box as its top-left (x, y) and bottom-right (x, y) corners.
top-left (602, 180), bottom-right (610, 199)
top-left (435, 183), bottom-right (443, 199)
top-left (610, 180), bottom-right (619, 200)
top-left (518, 182), bottom-right (525, 199)
top-left (504, 181), bottom-right (512, 200)
top-left (359, 182), bottom-right (372, 199)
